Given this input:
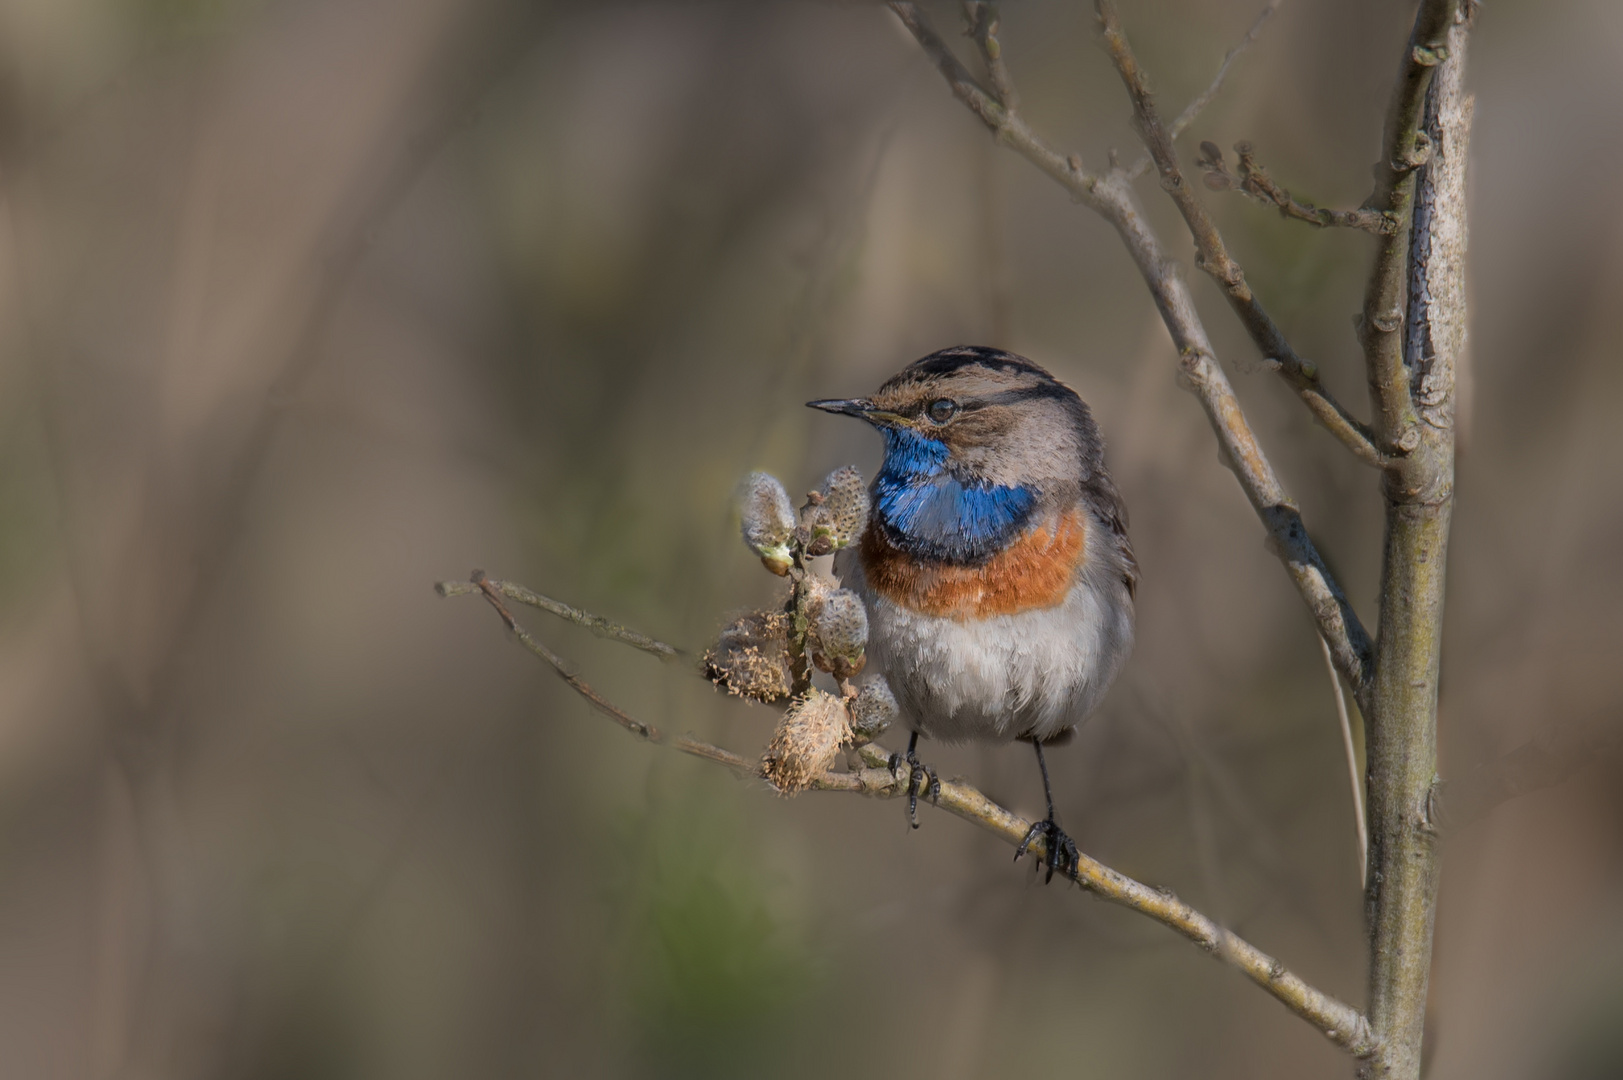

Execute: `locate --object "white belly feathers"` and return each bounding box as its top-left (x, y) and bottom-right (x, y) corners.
top-left (838, 544), bottom-right (1134, 744)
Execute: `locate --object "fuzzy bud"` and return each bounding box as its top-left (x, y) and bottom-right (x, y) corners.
top-left (847, 678), bottom-right (898, 745)
top-left (809, 587), bottom-right (868, 678)
top-left (762, 689), bottom-right (852, 794)
top-left (818, 465), bottom-right (869, 549)
top-left (704, 609), bottom-right (793, 703)
top-left (800, 466), bottom-right (869, 555)
top-left (739, 471), bottom-right (796, 575)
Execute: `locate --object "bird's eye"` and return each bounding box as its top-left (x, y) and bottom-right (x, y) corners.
top-left (926, 398), bottom-right (959, 424)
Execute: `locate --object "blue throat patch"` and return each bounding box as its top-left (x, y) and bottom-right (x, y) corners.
top-left (873, 427), bottom-right (1037, 564)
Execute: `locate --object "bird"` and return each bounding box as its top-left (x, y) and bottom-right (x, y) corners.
top-left (808, 345), bottom-right (1136, 881)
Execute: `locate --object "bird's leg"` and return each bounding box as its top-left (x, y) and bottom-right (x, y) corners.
top-left (1015, 739), bottom-right (1079, 883)
top-left (887, 731), bottom-right (941, 829)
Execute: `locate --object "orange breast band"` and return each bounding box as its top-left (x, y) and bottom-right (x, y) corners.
top-left (861, 509), bottom-right (1086, 620)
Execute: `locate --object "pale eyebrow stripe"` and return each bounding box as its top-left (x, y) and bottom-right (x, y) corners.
top-left (969, 383), bottom-right (1069, 408)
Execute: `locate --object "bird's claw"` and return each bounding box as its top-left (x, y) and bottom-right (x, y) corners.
top-left (889, 745), bottom-right (940, 829)
top-left (1016, 817), bottom-right (1079, 884)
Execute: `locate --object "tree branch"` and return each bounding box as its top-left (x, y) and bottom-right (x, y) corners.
top-left (964, 2), bottom-right (1018, 114)
top-left (1362, 6), bottom-right (1469, 1077)
top-left (1126, 0), bottom-right (1282, 180)
top-left (449, 572), bottom-right (747, 773)
top-left (436, 576), bottom-right (682, 661)
top-left (885, 0), bottom-right (1376, 710)
top-left (439, 571), bottom-right (1377, 1059)
top-left (884, 1), bottom-right (1107, 207)
top-left (1196, 140), bottom-right (1396, 236)
top-left (1359, 0), bottom-right (1461, 447)
top-left (1095, 0), bottom-right (1386, 471)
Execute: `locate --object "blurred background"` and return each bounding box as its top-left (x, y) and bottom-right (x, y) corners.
top-left (0, 0), bottom-right (1618, 1077)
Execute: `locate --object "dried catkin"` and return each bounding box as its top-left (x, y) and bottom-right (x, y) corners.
top-left (703, 609), bottom-right (793, 703)
top-left (762, 689), bottom-right (852, 794)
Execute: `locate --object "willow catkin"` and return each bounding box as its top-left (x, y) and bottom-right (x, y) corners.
top-left (847, 677), bottom-right (898, 745)
top-left (818, 465), bottom-right (869, 549)
top-left (808, 587), bottom-right (868, 678)
top-left (801, 466), bottom-right (869, 557)
top-left (739, 471), bottom-right (796, 575)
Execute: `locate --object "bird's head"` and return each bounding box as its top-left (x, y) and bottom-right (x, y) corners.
top-left (808, 346), bottom-right (1099, 492)
top-left (808, 346), bottom-right (1107, 563)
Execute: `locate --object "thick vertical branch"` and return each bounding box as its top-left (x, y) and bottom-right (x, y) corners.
top-left (1363, 6), bottom-right (1470, 1080)
top-left (1360, 0), bottom-right (1461, 446)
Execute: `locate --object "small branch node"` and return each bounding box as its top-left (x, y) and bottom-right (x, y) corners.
top-left (1411, 43), bottom-right (1446, 67)
top-left (1397, 130), bottom-right (1434, 171)
top-left (1371, 308), bottom-right (1403, 334)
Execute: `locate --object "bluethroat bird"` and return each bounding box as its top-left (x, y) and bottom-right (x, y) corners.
top-left (809, 346), bottom-right (1136, 881)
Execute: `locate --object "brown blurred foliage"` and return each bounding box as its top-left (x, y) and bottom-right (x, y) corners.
top-left (0, 1), bottom-right (1618, 1077)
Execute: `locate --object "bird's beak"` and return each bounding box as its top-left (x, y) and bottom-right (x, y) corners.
top-left (806, 397), bottom-right (907, 426)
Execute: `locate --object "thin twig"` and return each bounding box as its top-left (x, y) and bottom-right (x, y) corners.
top-left (436, 576), bottom-right (682, 661)
top-left (1096, 0), bottom-right (1388, 472)
top-left (886, 0), bottom-right (1376, 711)
top-left (884, 2), bottom-right (1105, 207)
top-left (1196, 140), bottom-right (1395, 235)
top-left (442, 574), bottom-right (1378, 1058)
top-left (463, 571), bottom-right (750, 774)
top-left (1322, 634), bottom-right (1367, 887)
top-left (965, 2), bottom-right (1018, 113)
top-left (1126, 0), bottom-right (1282, 179)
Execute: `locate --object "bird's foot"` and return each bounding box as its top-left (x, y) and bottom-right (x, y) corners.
top-left (1015, 817), bottom-right (1079, 884)
top-left (887, 745), bottom-right (941, 829)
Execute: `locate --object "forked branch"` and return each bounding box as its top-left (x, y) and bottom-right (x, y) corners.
top-left (965, 3), bottom-right (1018, 114)
top-left (1361, 7), bottom-right (1468, 1077)
top-left (1361, 0), bottom-right (1462, 445)
top-left (438, 575), bottom-right (683, 661)
top-left (1125, 0), bottom-right (1281, 180)
top-left (1094, 0), bottom-right (1386, 470)
top-left (885, 0), bottom-right (1376, 710)
top-left (438, 570), bottom-right (1376, 1058)
top-left (439, 573), bottom-right (747, 772)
